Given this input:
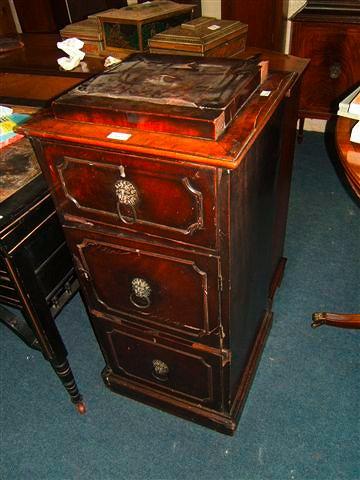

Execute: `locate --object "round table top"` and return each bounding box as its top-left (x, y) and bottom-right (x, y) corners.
top-left (336, 116), bottom-right (360, 199)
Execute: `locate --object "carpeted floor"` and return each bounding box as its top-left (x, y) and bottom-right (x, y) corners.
top-left (0, 131), bottom-right (359, 480)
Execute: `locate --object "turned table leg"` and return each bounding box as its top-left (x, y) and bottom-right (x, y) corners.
top-left (50, 360), bottom-right (86, 414)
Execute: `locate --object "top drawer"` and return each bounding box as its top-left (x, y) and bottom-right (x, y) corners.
top-left (41, 142), bottom-right (218, 250)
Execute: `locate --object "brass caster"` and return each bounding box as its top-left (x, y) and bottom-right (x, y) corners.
top-left (75, 401), bottom-right (87, 415)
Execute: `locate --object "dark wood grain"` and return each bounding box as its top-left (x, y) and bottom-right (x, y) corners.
top-left (221, 0), bottom-right (289, 51)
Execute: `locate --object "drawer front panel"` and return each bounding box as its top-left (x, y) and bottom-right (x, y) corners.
top-left (42, 143), bottom-right (217, 249)
top-left (95, 318), bottom-right (223, 409)
top-left (292, 23), bottom-right (360, 114)
top-left (207, 35), bottom-right (246, 58)
top-left (66, 227), bottom-right (220, 341)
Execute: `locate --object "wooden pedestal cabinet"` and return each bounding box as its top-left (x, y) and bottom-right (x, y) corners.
top-left (22, 54), bottom-right (300, 434)
top-left (290, 0), bottom-right (360, 135)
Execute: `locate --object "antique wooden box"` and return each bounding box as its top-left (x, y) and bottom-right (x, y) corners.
top-left (97, 0), bottom-right (195, 53)
top-left (52, 53), bottom-right (260, 140)
top-left (60, 18), bottom-right (104, 57)
top-left (149, 16), bottom-right (248, 57)
top-left (21, 53), bottom-right (299, 434)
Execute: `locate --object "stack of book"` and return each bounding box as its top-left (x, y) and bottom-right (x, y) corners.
top-left (338, 86), bottom-right (360, 143)
top-left (0, 108), bottom-right (30, 149)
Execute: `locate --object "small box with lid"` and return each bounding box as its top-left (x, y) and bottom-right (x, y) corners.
top-left (149, 16), bottom-right (248, 57)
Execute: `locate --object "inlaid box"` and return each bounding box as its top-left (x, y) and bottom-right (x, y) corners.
top-left (149, 16), bottom-right (248, 57)
top-left (97, 0), bottom-right (195, 53)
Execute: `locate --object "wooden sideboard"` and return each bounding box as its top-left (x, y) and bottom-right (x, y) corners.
top-left (290, 0), bottom-right (360, 139)
top-left (21, 50), bottom-right (307, 434)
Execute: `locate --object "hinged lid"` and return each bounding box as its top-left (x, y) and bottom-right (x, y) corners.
top-left (52, 53), bottom-right (260, 140)
top-left (97, 1), bottom-right (195, 24)
top-left (149, 17), bottom-right (248, 53)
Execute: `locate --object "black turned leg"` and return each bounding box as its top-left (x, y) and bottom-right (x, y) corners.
top-left (50, 360), bottom-right (86, 414)
top-left (4, 254), bottom-right (85, 413)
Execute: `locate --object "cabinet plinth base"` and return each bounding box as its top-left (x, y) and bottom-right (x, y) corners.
top-left (101, 310), bottom-right (273, 435)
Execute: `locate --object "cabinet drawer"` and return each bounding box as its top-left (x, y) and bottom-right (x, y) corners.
top-left (42, 143), bottom-right (218, 250)
top-left (94, 318), bottom-right (223, 409)
top-left (66, 227), bottom-right (221, 343)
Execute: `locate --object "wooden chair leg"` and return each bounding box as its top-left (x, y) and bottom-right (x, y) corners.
top-left (312, 312), bottom-right (360, 329)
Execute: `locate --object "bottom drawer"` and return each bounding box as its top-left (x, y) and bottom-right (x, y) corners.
top-left (94, 316), bottom-right (224, 410)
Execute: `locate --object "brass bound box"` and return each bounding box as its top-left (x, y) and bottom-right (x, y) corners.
top-left (52, 53), bottom-right (260, 140)
top-left (149, 16), bottom-right (248, 57)
top-left (97, 0), bottom-right (195, 53)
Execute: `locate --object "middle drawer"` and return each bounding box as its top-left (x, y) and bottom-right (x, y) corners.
top-left (65, 227), bottom-right (221, 343)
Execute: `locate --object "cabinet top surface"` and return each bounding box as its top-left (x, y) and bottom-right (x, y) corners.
top-left (291, 0), bottom-right (360, 22)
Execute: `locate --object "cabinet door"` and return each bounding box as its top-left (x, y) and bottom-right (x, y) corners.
top-left (65, 227), bottom-right (221, 344)
top-left (291, 22), bottom-right (360, 116)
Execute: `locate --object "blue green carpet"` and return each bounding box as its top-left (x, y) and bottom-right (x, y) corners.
top-left (1, 132), bottom-right (359, 480)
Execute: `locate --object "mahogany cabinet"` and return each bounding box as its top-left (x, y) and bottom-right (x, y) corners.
top-left (13, 0), bottom-right (126, 33)
top-left (22, 53), bottom-right (302, 434)
top-left (222, 0), bottom-right (289, 52)
top-left (290, 0), bottom-right (360, 135)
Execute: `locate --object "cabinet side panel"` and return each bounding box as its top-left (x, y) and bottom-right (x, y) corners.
top-left (228, 105), bottom-right (284, 401)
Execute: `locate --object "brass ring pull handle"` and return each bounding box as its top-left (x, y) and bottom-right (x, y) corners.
top-left (329, 62), bottom-right (341, 80)
top-left (130, 277), bottom-right (151, 309)
top-left (152, 359), bottom-right (169, 382)
top-left (114, 179), bottom-right (139, 224)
